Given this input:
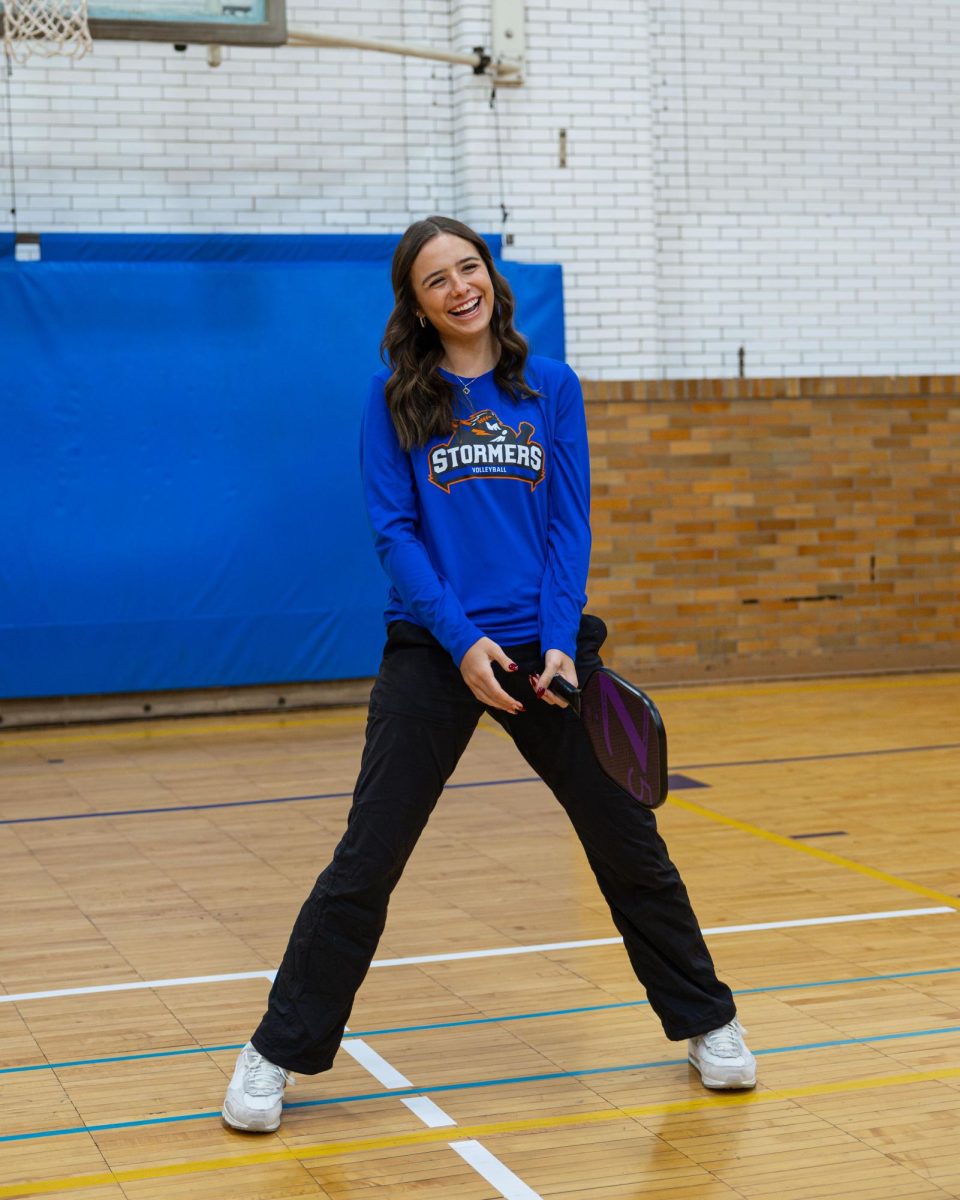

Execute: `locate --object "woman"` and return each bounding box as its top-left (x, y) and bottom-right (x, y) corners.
top-left (222, 216), bottom-right (755, 1133)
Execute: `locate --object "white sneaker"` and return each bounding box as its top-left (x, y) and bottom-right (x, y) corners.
top-left (688, 1018), bottom-right (757, 1089)
top-left (222, 1042), bottom-right (295, 1132)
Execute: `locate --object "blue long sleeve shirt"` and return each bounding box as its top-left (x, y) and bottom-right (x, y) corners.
top-left (360, 355), bottom-right (591, 666)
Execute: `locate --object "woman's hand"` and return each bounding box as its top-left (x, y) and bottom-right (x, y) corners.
top-left (460, 637), bottom-right (524, 714)
top-left (531, 650), bottom-right (578, 708)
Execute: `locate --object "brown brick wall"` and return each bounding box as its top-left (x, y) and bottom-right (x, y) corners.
top-left (583, 375), bottom-right (960, 682)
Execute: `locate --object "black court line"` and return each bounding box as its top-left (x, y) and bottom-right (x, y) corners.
top-left (790, 831), bottom-right (848, 840)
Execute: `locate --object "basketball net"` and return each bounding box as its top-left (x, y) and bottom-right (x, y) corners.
top-left (2, 0), bottom-right (93, 62)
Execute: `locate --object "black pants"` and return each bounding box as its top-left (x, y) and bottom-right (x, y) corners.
top-left (252, 616), bottom-right (736, 1073)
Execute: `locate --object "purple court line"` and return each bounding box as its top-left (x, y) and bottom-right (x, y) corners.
top-left (0, 772), bottom-right (707, 827)
top-left (3, 739), bottom-right (950, 825)
top-left (0, 777), bottom-right (533, 826)
top-left (677, 741), bottom-right (959, 771)
top-left (1, 742), bottom-right (954, 827)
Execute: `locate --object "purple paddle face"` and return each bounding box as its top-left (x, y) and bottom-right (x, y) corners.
top-left (585, 671), bottom-right (657, 806)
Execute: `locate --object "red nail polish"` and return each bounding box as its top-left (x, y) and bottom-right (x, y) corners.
top-left (536, 687), bottom-right (546, 698)
top-left (508, 663), bottom-right (518, 672)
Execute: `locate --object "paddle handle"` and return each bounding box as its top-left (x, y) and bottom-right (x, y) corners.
top-left (546, 674), bottom-right (582, 716)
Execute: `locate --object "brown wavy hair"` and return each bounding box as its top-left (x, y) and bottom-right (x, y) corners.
top-left (381, 216), bottom-right (540, 450)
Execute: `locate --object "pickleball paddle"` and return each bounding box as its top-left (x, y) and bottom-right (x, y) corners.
top-left (549, 668), bottom-right (668, 808)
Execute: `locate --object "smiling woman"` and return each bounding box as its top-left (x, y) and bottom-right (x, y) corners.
top-left (221, 214), bottom-right (756, 1135)
top-left (380, 216), bottom-right (541, 453)
top-left (415, 240), bottom-right (493, 339)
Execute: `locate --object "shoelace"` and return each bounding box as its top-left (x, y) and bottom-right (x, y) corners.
top-left (700, 1019), bottom-right (747, 1058)
top-left (244, 1048), bottom-right (294, 1096)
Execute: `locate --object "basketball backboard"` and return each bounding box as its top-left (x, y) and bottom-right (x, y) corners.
top-left (86, 0), bottom-right (286, 45)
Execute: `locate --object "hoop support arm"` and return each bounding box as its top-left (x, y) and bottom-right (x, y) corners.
top-left (285, 29), bottom-right (518, 81)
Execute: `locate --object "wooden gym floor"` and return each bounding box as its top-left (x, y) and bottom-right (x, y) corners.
top-left (1, 671), bottom-right (958, 1199)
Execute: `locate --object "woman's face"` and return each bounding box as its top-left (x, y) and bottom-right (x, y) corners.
top-left (409, 233), bottom-right (495, 350)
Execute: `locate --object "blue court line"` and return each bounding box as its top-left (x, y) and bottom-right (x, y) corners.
top-left (3, 966), bottom-right (957, 1078)
top-left (3, 1022), bottom-right (960, 1144)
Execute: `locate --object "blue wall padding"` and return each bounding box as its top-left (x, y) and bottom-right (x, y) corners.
top-left (1, 237), bottom-right (564, 698)
top-left (0, 232), bottom-right (501, 263)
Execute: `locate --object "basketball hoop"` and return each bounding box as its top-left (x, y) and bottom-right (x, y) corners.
top-left (2, 0), bottom-right (93, 62)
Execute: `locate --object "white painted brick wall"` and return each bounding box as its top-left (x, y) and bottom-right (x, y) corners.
top-left (650, 0), bottom-right (960, 378)
top-left (2, 1), bottom-right (958, 377)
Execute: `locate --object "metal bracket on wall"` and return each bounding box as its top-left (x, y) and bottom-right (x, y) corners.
top-left (287, 1), bottom-right (525, 86)
top-left (491, 0), bottom-right (525, 86)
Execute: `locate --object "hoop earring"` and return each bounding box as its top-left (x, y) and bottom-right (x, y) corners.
top-left (418, 314), bottom-right (426, 329)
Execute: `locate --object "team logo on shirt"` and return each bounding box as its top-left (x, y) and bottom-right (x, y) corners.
top-left (427, 409), bottom-right (545, 494)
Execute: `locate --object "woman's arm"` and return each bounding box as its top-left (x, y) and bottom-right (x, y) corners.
top-left (361, 376), bottom-right (482, 663)
top-left (360, 377), bottom-right (521, 712)
top-left (537, 364), bottom-right (592, 684)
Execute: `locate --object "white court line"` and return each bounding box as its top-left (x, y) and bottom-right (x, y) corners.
top-left (341, 1037), bottom-right (539, 1194)
top-left (341, 1038), bottom-right (414, 1089)
top-left (450, 1141), bottom-right (543, 1200)
top-left (369, 906), bottom-right (957, 966)
top-left (402, 1095), bottom-right (457, 1128)
top-left (0, 907), bottom-right (952, 1005)
top-left (342, 1040), bottom-right (457, 1127)
top-left (0, 968), bottom-right (277, 1004)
